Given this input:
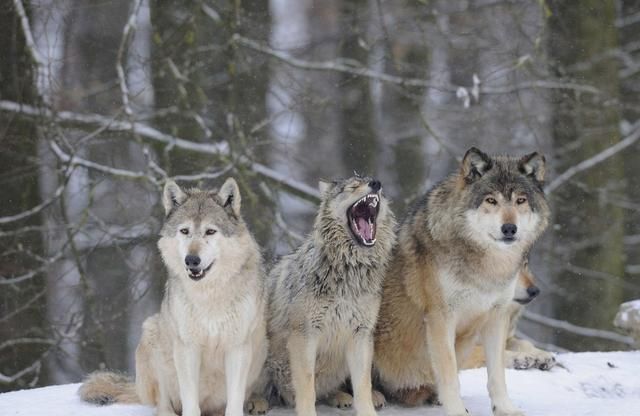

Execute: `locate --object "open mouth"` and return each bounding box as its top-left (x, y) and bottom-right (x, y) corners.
top-left (348, 193), bottom-right (380, 247)
top-left (187, 262), bottom-right (213, 281)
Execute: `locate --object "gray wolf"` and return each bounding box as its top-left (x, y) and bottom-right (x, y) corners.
top-left (260, 176), bottom-right (396, 416)
top-left (79, 178), bottom-right (268, 416)
top-left (373, 148), bottom-right (550, 416)
top-left (463, 259), bottom-right (556, 371)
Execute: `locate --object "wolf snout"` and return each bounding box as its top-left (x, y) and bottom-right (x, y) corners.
top-left (527, 285), bottom-right (540, 300)
top-left (369, 179), bottom-right (382, 192)
top-left (501, 223), bottom-right (517, 239)
top-left (185, 254), bottom-right (201, 268)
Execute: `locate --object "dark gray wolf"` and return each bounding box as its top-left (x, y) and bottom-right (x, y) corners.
top-left (374, 148), bottom-right (550, 416)
top-left (79, 178), bottom-right (268, 416)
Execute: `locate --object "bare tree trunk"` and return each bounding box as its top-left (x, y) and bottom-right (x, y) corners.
top-left (548, 0), bottom-right (627, 350)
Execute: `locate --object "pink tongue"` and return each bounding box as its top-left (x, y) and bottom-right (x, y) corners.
top-left (357, 217), bottom-right (373, 241)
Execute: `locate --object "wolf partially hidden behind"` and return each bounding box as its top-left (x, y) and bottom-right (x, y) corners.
top-left (463, 259), bottom-right (556, 372)
top-left (257, 176), bottom-right (395, 416)
top-left (79, 178), bottom-right (268, 416)
top-left (374, 148), bottom-right (550, 416)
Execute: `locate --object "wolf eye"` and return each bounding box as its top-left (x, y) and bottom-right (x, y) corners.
top-left (179, 228), bottom-right (189, 235)
top-left (485, 197), bottom-right (497, 205)
top-left (516, 197), bottom-right (527, 205)
top-left (205, 229), bottom-right (217, 236)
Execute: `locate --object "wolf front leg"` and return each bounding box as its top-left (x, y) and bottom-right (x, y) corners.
top-left (347, 332), bottom-right (377, 416)
top-left (288, 332), bottom-right (319, 416)
top-left (173, 343), bottom-right (201, 416)
top-left (425, 313), bottom-right (469, 416)
top-left (225, 343), bottom-right (253, 416)
top-left (481, 308), bottom-right (524, 416)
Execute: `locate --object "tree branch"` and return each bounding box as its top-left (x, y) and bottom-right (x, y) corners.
top-left (523, 310), bottom-right (635, 346)
top-left (233, 34), bottom-right (600, 96)
top-left (545, 123), bottom-right (640, 193)
top-left (0, 100), bottom-right (321, 202)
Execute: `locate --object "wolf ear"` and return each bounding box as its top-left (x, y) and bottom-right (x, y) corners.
top-left (163, 180), bottom-right (187, 216)
top-left (218, 177), bottom-right (241, 217)
top-left (318, 180), bottom-right (333, 195)
top-left (519, 152), bottom-right (546, 183)
top-left (461, 147), bottom-right (492, 182)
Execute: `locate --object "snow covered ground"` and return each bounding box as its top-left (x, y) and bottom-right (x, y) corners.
top-left (1, 352), bottom-right (639, 416)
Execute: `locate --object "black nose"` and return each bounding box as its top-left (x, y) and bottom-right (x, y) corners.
top-left (369, 180), bottom-right (382, 192)
top-left (501, 223), bottom-right (517, 238)
top-left (185, 255), bottom-right (201, 268)
top-left (527, 285), bottom-right (540, 299)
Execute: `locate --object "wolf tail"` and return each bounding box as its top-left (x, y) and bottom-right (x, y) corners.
top-left (78, 371), bottom-right (139, 405)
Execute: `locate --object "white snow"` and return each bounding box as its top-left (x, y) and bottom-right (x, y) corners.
top-left (615, 300), bottom-right (640, 331)
top-left (1, 352), bottom-right (639, 416)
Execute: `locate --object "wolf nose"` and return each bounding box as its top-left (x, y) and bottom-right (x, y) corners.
top-left (185, 255), bottom-right (201, 268)
top-left (501, 223), bottom-right (517, 238)
top-left (527, 285), bottom-right (540, 299)
top-left (369, 180), bottom-right (382, 192)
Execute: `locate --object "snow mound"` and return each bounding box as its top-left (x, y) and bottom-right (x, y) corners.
top-left (615, 300), bottom-right (640, 331)
top-left (1, 352), bottom-right (639, 416)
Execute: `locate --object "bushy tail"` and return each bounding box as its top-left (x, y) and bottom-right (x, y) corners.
top-left (78, 371), bottom-right (139, 405)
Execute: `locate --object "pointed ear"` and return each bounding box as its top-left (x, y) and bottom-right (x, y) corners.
top-left (519, 152), bottom-right (546, 182)
top-left (318, 180), bottom-right (333, 195)
top-left (163, 180), bottom-right (187, 216)
top-left (461, 147), bottom-right (492, 182)
top-left (218, 177), bottom-right (241, 217)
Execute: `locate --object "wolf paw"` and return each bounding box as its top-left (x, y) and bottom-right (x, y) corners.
top-left (372, 389), bottom-right (386, 409)
top-left (328, 391), bottom-right (353, 409)
top-left (245, 397), bottom-right (269, 415)
top-left (493, 405), bottom-right (525, 416)
top-left (508, 350), bottom-right (556, 371)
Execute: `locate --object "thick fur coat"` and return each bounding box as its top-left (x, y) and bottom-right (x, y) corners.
top-left (264, 176), bottom-right (396, 416)
top-left (374, 148), bottom-right (550, 416)
top-left (79, 178), bottom-right (268, 416)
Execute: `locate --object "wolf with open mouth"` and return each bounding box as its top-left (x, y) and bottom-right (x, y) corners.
top-left (251, 175), bottom-right (396, 416)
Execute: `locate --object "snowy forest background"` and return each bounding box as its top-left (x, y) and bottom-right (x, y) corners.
top-left (0, 0), bottom-right (639, 392)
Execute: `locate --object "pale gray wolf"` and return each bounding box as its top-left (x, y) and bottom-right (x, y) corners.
top-left (257, 176), bottom-right (396, 416)
top-left (462, 259), bottom-right (556, 371)
top-left (373, 148), bottom-right (550, 416)
top-left (79, 178), bottom-right (268, 416)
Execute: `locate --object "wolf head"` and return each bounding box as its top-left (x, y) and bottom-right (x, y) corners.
top-left (513, 258), bottom-right (540, 305)
top-left (158, 177), bottom-right (251, 282)
top-left (456, 147), bottom-right (550, 251)
top-left (317, 175), bottom-right (392, 248)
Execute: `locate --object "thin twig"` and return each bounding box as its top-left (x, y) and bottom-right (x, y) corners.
top-left (116, 0), bottom-right (144, 116)
top-left (546, 123), bottom-right (640, 193)
top-left (0, 100), bottom-right (321, 202)
top-left (12, 0), bottom-right (50, 105)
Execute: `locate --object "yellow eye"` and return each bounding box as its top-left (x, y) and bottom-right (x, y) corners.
top-left (485, 197), bottom-right (497, 205)
top-left (205, 229), bottom-right (217, 236)
top-left (180, 228), bottom-right (189, 235)
top-left (516, 197), bottom-right (527, 205)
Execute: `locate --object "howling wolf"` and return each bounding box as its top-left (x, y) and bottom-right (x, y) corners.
top-left (261, 176), bottom-right (395, 416)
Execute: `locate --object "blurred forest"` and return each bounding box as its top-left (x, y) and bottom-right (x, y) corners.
top-left (0, 0), bottom-right (639, 391)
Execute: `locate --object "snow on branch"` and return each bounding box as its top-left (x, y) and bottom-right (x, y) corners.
top-left (523, 310), bottom-right (635, 346)
top-left (233, 34), bottom-right (600, 96)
